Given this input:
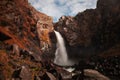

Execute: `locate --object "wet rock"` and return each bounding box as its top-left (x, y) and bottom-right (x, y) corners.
top-left (89, 56), bottom-right (120, 79)
top-left (60, 71), bottom-right (72, 79)
top-left (84, 69), bottom-right (110, 80)
top-left (46, 72), bottom-right (56, 80)
top-left (40, 72), bottom-right (56, 80)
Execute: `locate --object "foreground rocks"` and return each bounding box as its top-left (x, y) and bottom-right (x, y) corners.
top-left (84, 69), bottom-right (110, 80)
top-left (57, 55), bottom-right (120, 80)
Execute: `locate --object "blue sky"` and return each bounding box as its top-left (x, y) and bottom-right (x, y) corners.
top-left (28, 0), bottom-right (97, 22)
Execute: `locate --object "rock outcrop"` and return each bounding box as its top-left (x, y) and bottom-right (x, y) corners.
top-left (54, 0), bottom-right (120, 59)
top-left (0, 0), bottom-right (53, 79)
top-left (0, 0), bottom-right (54, 58)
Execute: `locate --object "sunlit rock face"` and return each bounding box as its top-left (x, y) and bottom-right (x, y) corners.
top-left (0, 0), bottom-right (54, 57)
top-left (54, 0), bottom-right (120, 59)
top-left (0, 0), bottom-right (54, 79)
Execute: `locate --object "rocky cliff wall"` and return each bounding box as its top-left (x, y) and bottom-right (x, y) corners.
top-left (54, 0), bottom-right (120, 59)
top-left (0, 0), bottom-right (54, 79)
top-left (0, 0), bottom-right (54, 58)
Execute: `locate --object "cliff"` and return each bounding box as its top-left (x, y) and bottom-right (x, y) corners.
top-left (0, 0), bottom-right (54, 58)
top-left (0, 0), bottom-right (53, 79)
top-left (54, 0), bottom-right (120, 58)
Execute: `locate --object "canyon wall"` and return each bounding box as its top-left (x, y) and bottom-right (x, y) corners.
top-left (0, 0), bottom-right (54, 79)
top-left (0, 0), bottom-right (54, 59)
top-left (54, 0), bottom-right (120, 59)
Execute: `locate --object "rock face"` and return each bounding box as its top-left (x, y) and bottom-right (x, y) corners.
top-left (0, 0), bottom-right (53, 58)
top-left (0, 0), bottom-right (53, 79)
top-left (54, 0), bottom-right (120, 59)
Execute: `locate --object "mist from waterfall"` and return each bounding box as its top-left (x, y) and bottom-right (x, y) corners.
top-left (54, 30), bottom-right (73, 66)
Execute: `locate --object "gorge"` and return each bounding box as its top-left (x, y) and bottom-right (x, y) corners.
top-left (0, 0), bottom-right (120, 80)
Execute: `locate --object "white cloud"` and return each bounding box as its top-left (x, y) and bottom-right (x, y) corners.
top-left (28, 0), bottom-right (97, 22)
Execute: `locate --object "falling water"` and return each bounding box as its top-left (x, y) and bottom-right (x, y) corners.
top-left (54, 30), bottom-right (73, 66)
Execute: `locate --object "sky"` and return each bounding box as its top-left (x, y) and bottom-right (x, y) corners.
top-left (28, 0), bottom-right (97, 22)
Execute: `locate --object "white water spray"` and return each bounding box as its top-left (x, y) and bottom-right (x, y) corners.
top-left (54, 30), bottom-right (73, 66)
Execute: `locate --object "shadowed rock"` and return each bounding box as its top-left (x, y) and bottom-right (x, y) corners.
top-left (20, 66), bottom-right (32, 80)
top-left (84, 69), bottom-right (110, 80)
top-left (54, 0), bottom-right (120, 60)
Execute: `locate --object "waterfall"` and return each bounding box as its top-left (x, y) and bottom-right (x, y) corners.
top-left (54, 30), bottom-right (73, 66)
